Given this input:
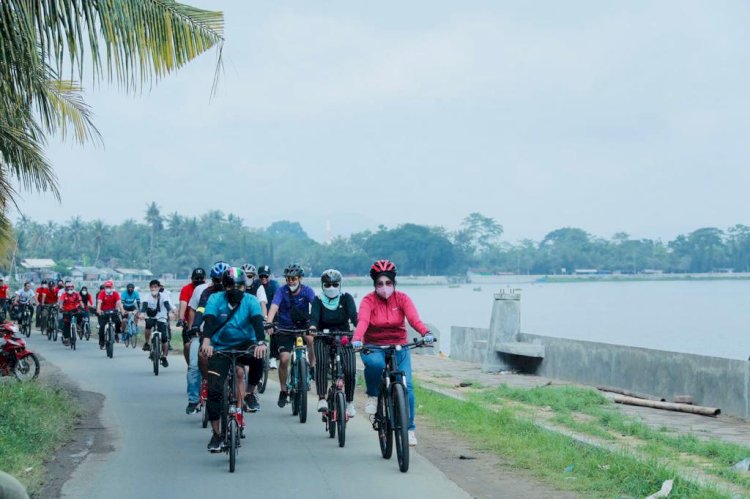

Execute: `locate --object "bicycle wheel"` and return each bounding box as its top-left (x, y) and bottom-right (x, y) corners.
top-left (46, 316), bottom-right (52, 341)
top-left (335, 390), bottom-right (346, 448)
top-left (228, 419), bottom-right (237, 473)
top-left (202, 402), bottom-right (209, 428)
top-left (13, 353), bottom-right (40, 382)
top-left (327, 392), bottom-right (336, 439)
top-left (70, 323), bottom-right (77, 350)
top-left (106, 324), bottom-right (114, 358)
top-left (392, 383), bottom-right (410, 472)
top-left (130, 323), bottom-right (138, 349)
top-left (258, 348), bottom-right (269, 394)
top-left (290, 360), bottom-right (299, 416)
top-left (84, 321), bottom-right (90, 340)
top-left (53, 325), bottom-right (58, 342)
top-left (377, 389), bottom-right (393, 459)
top-left (152, 336), bottom-right (160, 375)
top-left (297, 358), bottom-right (308, 423)
top-left (23, 313), bottom-right (31, 337)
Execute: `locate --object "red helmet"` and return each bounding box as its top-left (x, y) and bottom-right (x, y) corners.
top-left (103, 280), bottom-right (114, 288)
top-left (369, 260), bottom-right (397, 281)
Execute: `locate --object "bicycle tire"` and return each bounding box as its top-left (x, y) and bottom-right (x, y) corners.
top-left (202, 402), bottom-right (209, 428)
top-left (377, 390), bottom-right (393, 459)
top-left (70, 322), bottom-right (76, 350)
top-left (335, 390), bottom-right (346, 448)
top-left (298, 358), bottom-right (308, 423)
top-left (46, 317), bottom-right (52, 341)
top-left (106, 324), bottom-right (114, 358)
top-left (258, 348), bottom-right (269, 394)
top-left (327, 392), bottom-right (336, 439)
top-left (23, 312), bottom-right (31, 337)
top-left (130, 323), bottom-right (138, 349)
top-left (13, 353), bottom-right (40, 382)
top-left (392, 383), bottom-right (410, 472)
top-left (290, 360), bottom-right (299, 416)
top-left (152, 336), bottom-right (160, 375)
top-left (228, 420), bottom-right (237, 473)
top-left (84, 321), bottom-right (90, 340)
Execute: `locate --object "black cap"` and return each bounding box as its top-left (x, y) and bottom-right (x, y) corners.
top-left (258, 265), bottom-right (271, 277)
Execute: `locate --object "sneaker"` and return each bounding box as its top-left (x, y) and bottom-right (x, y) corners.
top-left (365, 396), bottom-right (378, 415)
top-left (142, 343), bottom-right (151, 352)
top-left (160, 356), bottom-right (169, 368)
top-left (185, 402), bottom-right (199, 415)
top-left (408, 430), bottom-right (417, 447)
top-left (269, 358), bottom-right (278, 370)
top-left (244, 393), bottom-right (260, 413)
top-left (207, 432), bottom-right (223, 452)
top-left (277, 391), bottom-right (288, 408)
top-left (346, 403), bottom-right (356, 418)
top-left (317, 399), bottom-right (327, 412)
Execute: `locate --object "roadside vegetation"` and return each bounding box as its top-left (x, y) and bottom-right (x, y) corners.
top-left (0, 382), bottom-right (76, 495)
top-left (416, 382), bottom-right (750, 497)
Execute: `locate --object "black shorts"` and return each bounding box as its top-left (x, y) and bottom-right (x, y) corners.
top-left (145, 319), bottom-right (167, 335)
top-left (123, 305), bottom-right (137, 312)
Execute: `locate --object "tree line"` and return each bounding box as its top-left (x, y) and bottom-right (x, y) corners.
top-left (10, 207), bottom-right (750, 277)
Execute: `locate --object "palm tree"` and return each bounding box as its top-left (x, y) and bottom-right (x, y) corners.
top-left (0, 1), bottom-right (224, 242)
top-left (145, 202), bottom-right (164, 269)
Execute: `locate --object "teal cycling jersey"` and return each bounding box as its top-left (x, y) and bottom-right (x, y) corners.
top-left (204, 292), bottom-right (263, 351)
top-left (121, 290), bottom-right (141, 308)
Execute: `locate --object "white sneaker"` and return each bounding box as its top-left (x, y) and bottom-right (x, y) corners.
top-left (269, 358), bottom-right (277, 370)
top-left (346, 403), bottom-right (356, 418)
top-left (408, 430), bottom-right (417, 447)
top-left (365, 396), bottom-right (377, 415)
top-left (317, 399), bottom-right (327, 412)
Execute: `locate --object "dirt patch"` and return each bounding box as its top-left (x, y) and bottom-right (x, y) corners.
top-left (414, 415), bottom-right (579, 499)
top-left (35, 356), bottom-right (114, 499)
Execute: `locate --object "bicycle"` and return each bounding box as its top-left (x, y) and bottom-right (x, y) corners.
top-left (46, 305), bottom-right (59, 342)
top-left (79, 310), bottom-right (91, 341)
top-left (19, 304), bottom-right (32, 338)
top-left (122, 311), bottom-right (139, 348)
top-left (148, 322), bottom-right (167, 376)
top-left (64, 311), bottom-right (78, 350)
top-left (101, 310), bottom-right (119, 359)
top-left (213, 346), bottom-right (255, 473)
top-left (274, 327), bottom-right (310, 424)
top-left (316, 330), bottom-right (352, 448)
top-left (363, 338), bottom-right (433, 473)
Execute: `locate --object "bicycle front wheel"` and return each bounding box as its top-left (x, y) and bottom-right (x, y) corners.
top-left (106, 325), bottom-right (114, 358)
top-left (392, 383), bottom-right (410, 473)
top-left (228, 420), bottom-right (237, 473)
top-left (130, 324), bottom-right (138, 349)
top-left (297, 358), bottom-right (308, 423)
top-left (70, 324), bottom-right (77, 350)
top-left (335, 390), bottom-right (346, 448)
top-left (84, 321), bottom-right (90, 340)
top-left (377, 390), bottom-right (393, 459)
top-left (152, 337), bottom-right (160, 375)
top-left (258, 348), bottom-right (269, 394)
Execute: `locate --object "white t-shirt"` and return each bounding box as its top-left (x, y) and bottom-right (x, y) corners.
top-left (188, 283), bottom-right (210, 311)
top-left (255, 285), bottom-right (267, 304)
top-left (142, 292), bottom-right (171, 322)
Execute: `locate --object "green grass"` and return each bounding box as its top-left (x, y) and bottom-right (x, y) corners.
top-left (416, 384), bottom-right (727, 498)
top-left (0, 382), bottom-right (76, 495)
top-left (470, 384), bottom-right (750, 490)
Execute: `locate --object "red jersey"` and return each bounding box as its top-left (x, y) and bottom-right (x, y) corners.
top-left (43, 288), bottom-right (58, 304)
top-left (97, 290), bottom-right (121, 311)
top-left (0, 285), bottom-right (9, 299)
top-left (179, 283), bottom-right (197, 320)
top-left (35, 287), bottom-right (45, 302)
top-left (60, 291), bottom-right (82, 312)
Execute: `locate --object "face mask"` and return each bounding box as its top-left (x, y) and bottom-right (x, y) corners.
top-left (227, 288), bottom-right (244, 306)
top-left (323, 286), bottom-right (340, 299)
top-left (105, 288), bottom-right (113, 295)
top-left (66, 289), bottom-right (73, 295)
top-left (151, 290), bottom-right (159, 297)
top-left (376, 286), bottom-right (394, 300)
top-left (81, 291), bottom-right (88, 296)
top-left (288, 283), bottom-right (299, 293)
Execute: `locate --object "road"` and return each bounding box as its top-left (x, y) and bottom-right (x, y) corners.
top-left (29, 331), bottom-right (470, 499)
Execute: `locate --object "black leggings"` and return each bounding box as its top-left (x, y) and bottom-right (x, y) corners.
top-left (313, 338), bottom-right (356, 402)
top-left (98, 313), bottom-right (121, 346)
top-left (207, 352), bottom-right (263, 422)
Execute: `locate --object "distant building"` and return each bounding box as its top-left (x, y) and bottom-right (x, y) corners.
top-left (71, 266), bottom-right (104, 281)
top-left (115, 268), bottom-right (154, 281)
top-left (20, 258), bottom-right (57, 282)
top-left (573, 269), bottom-right (598, 275)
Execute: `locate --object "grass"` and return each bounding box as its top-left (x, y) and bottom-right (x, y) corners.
top-left (416, 384), bottom-right (727, 498)
top-left (0, 381), bottom-right (76, 495)
top-left (467, 384), bottom-right (750, 490)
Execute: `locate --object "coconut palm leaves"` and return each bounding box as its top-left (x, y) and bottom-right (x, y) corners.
top-left (0, 0), bottom-right (224, 243)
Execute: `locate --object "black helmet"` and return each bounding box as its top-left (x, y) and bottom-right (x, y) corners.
top-left (283, 263), bottom-right (304, 278)
top-left (126, 283), bottom-right (135, 290)
top-left (258, 265), bottom-right (271, 277)
top-left (191, 267), bottom-right (206, 283)
top-left (321, 269), bottom-right (342, 286)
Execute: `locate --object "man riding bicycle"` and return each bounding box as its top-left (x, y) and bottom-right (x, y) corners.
top-left (240, 264), bottom-right (268, 318)
top-left (13, 282), bottom-right (37, 322)
top-left (121, 283), bottom-right (141, 326)
top-left (0, 277), bottom-right (10, 319)
top-left (201, 267), bottom-right (267, 452)
top-left (141, 279), bottom-right (173, 368)
top-left (96, 280), bottom-right (124, 349)
top-left (60, 281), bottom-right (83, 346)
top-left (257, 265), bottom-right (279, 369)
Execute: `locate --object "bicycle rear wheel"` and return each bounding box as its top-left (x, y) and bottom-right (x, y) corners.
top-left (84, 321), bottom-right (90, 340)
top-left (106, 324), bottom-right (114, 358)
top-left (258, 348), bottom-right (269, 394)
top-left (377, 389), bottom-right (393, 459)
top-left (297, 358), bottom-right (308, 423)
top-left (70, 323), bottom-right (77, 350)
top-left (52, 321), bottom-right (58, 342)
top-left (392, 383), bottom-right (410, 472)
top-left (228, 419), bottom-right (237, 473)
top-left (335, 390), bottom-right (346, 448)
top-left (152, 336), bottom-right (160, 375)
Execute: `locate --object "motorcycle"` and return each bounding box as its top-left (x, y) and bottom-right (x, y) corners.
top-left (0, 322), bottom-right (40, 381)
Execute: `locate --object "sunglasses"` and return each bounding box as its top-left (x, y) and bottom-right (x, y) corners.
top-left (259, 275), bottom-right (269, 278)
top-left (323, 283), bottom-right (340, 288)
top-left (286, 277), bottom-right (299, 282)
top-left (375, 281), bottom-right (394, 288)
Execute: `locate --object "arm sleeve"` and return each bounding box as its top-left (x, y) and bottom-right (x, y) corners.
top-left (400, 294), bottom-right (429, 335)
top-left (192, 292), bottom-right (212, 331)
top-left (201, 314), bottom-right (216, 343)
top-left (251, 314), bottom-right (265, 343)
top-left (310, 297), bottom-right (321, 328)
top-left (352, 296), bottom-right (371, 342)
top-left (344, 294), bottom-right (358, 327)
top-left (164, 299), bottom-right (172, 312)
top-left (140, 301), bottom-right (148, 313)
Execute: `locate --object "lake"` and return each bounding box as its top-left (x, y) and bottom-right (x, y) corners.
top-left (341, 280), bottom-right (750, 361)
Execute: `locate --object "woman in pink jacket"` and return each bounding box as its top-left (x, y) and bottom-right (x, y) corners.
top-left (352, 260), bottom-right (434, 446)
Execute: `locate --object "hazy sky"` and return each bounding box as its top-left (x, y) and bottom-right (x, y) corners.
top-left (13, 0), bottom-right (750, 242)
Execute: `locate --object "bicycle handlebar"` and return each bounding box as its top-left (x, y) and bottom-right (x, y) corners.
top-left (214, 346), bottom-right (259, 357)
top-left (360, 337), bottom-right (436, 354)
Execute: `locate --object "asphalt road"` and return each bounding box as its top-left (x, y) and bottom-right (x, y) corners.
top-left (29, 331), bottom-right (470, 499)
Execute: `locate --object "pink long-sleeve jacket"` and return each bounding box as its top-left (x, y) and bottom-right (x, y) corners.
top-left (352, 290), bottom-right (430, 345)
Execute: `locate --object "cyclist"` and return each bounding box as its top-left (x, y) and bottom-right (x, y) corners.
top-left (352, 260), bottom-right (434, 447)
top-left (257, 265), bottom-right (279, 369)
top-left (0, 277), bottom-right (10, 319)
top-left (179, 268), bottom-right (206, 364)
top-left (157, 283), bottom-right (174, 349)
top-left (265, 263), bottom-right (315, 408)
top-left (141, 279), bottom-right (173, 367)
top-left (77, 286), bottom-right (93, 330)
top-left (38, 281), bottom-right (57, 328)
top-left (184, 262), bottom-right (228, 415)
top-left (96, 280), bottom-right (124, 349)
top-left (240, 264), bottom-right (268, 317)
top-left (59, 282), bottom-right (83, 346)
top-left (120, 283), bottom-right (141, 327)
top-left (13, 282), bottom-right (37, 323)
top-left (309, 269), bottom-right (358, 417)
top-left (35, 280), bottom-right (47, 327)
top-left (201, 267), bottom-right (267, 452)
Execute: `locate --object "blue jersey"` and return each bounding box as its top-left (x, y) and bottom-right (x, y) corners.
top-left (121, 290), bottom-right (141, 308)
top-left (204, 292), bottom-right (263, 351)
top-left (271, 284), bottom-right (315, 328)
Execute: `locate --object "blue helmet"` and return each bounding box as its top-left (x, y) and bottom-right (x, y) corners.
top-left (210, 261), bottom-right (230, 279)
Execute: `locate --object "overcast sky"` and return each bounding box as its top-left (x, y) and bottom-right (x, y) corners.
top-left (13, 0), bottom-right (750, 242)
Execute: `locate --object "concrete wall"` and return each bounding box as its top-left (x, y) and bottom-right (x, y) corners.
top-left (450, 326), bottom-right (750, 419)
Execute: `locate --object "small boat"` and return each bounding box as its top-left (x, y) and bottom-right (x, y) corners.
top-left (448, 284), bottom-right (460, 289)
top-left (472, 286), bottom-right (482, 292)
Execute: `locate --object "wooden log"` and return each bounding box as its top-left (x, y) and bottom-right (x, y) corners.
top-left (596, 385), bottom-right (666, 402)
top-left (613, 395), bottom-right (720, 416)
top-left (672, 395), bottom-right (694, 405)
